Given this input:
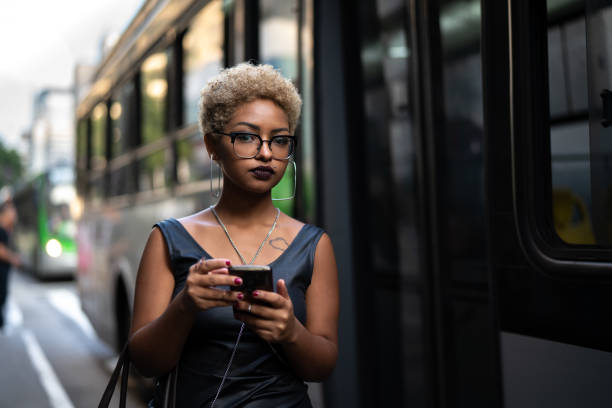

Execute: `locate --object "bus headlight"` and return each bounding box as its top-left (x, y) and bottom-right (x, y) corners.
top-left (46, 239), bottom-right (63, 258)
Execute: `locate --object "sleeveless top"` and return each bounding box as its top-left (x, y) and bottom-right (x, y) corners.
top-left (151, 218), bottom-right (324, 408)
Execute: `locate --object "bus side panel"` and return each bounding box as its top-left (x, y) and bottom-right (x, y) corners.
top-left (78, 193), bottom-right (210, 351)
top-left (501, 332), bottom-right (612, 408)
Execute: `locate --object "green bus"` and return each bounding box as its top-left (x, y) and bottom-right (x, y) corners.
top-left (13, 164), bottom-right (78, 279)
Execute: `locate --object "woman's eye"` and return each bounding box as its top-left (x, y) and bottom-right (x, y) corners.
top-left (235, 133), bottom-right (256, 143)
top-left (272, 136), bottom-right (291, 146)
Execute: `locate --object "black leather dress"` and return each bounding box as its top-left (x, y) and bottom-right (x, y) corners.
top-left (151, 218), bottom-right (324, 408)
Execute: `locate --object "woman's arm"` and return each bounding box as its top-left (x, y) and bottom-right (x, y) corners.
top-left (0, 242), bottom-right (21, 267)
top-left (128, 227), bottom-right (242, 377)
top-left (234, 232), bottom-right (339, 381)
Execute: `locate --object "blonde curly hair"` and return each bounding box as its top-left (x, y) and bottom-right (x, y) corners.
top-left (199, 63), bottom-right (302, 138)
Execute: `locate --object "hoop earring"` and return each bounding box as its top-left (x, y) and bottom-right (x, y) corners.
top-left (272, 160), bottom-right (296, 201)
top-left (210, 157), bottom-right (222, 199)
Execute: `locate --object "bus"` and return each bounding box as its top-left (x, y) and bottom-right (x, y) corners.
top-left (13, 164), bottom-right (78, 279)
top-left (75, 0), bottom-right (612, 407)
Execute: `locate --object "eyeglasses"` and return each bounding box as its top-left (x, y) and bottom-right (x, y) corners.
top-left (215, 131), bottom-right (297, 160)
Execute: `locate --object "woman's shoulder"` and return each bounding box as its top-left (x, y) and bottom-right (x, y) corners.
top-left (173, 209), bottom-right (218, 233)
top-left (279, 213), bottom-right (326, 243)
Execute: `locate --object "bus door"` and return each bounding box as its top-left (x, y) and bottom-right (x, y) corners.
top-left (492, 1), bottom-right (612, 407)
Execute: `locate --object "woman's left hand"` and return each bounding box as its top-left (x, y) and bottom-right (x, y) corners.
top-left (233, 278), bottom-right (299, 344)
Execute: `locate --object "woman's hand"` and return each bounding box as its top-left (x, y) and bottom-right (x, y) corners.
top-left (179, 258), bottom-right (244, 313)
top-left (233, 279), bottom-right (299, 344)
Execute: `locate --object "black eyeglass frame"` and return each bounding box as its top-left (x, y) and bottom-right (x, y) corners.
top-left (214, 131), bottom-right (298, 159)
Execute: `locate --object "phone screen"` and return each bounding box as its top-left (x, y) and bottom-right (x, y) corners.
top-left (228, 265), bottom-right (273, 293)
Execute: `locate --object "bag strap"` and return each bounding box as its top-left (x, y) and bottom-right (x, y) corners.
top-left (98, 345), bottom-right (130, 408)
top-left (162, 363), bottom-right (179, 408)
top-left (98, 344), bottom-right (178, 408)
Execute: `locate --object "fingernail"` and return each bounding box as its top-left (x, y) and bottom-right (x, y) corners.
top-left (234, 277), bottom-right (243, 285)
top-left (226, 260), bottom-right (231, 266)
top-left (252, 290), bottom-right (259, 297)
top-left (237, 293), bottom-right (244, 300)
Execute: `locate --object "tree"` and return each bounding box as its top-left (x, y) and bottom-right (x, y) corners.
top-left (0, 138), bottom-right (24, 188)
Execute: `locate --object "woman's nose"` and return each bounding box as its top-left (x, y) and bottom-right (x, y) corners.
top-left (257, 140), bottom-right (273, 160)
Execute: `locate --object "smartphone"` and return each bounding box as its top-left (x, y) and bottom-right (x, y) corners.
top-left (229, 265), bottom-right (273, 293)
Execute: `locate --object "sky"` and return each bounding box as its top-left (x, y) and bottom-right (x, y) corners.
top-left (0, 0), bottom-right (145, 153)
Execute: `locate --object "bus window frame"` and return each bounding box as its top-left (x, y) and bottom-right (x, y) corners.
top-left (509, 0), bottom-right (612, 277)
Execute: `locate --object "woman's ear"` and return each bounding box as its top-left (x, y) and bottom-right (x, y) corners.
top-left (204, 133), bottom-right (217, 160)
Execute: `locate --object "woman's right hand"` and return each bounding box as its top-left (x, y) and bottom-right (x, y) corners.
top-left (180, 258), bottom-right (244, 313)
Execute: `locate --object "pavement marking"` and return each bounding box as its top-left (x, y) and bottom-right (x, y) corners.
top-left (46, 289), bottom-right (97, 341)
top-left (21, 329), bottom-right (75, 408)
top-left (6, 297), bottom-right (23, 328)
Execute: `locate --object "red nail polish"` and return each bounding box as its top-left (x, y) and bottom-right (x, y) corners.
top-left (226, 260), bottom-right (231, 266)
top-left (234, 277), bottom-right (242, 285)
top-left (252, 290), bottom-right (259, 297)
top-left (237, 293), bottom-right (244, 300)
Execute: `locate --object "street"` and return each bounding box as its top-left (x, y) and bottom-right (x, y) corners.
top-left (0, 269), bottom-right (148, 408)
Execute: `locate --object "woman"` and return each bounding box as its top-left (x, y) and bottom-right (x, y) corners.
top-left (129, 63), bottom-right (339, 407)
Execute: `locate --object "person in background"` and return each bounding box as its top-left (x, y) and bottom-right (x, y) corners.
top-left (0, 189), bottom-right (21, 331)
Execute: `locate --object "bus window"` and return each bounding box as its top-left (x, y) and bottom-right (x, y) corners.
top-left (77, 119), bottom-right (88, 170)
top-left (176, 133), bottom-right (209, 185)
top-left (545, 1), bottom-right (612, 245)
top-left (141, 51), bottom-right (168, 144)
top-left (138, 149), bottom-right (172, 193)
top-left (182, 0), bottom-right (223, 126)
top-left (109, 82), bottom-right (136, 197)
top-left (110, 82), bottom-right (136, 159)
top-left (47, 167), bottom-right (77, 239)
top-left (110, 164), bottom-right (135, 198)
top-left (89, 174), bottom-right (105, 206)
top-left (91, 102), bottom-right (107, 170)
top-left (76, 118), bottom-right (89, 196)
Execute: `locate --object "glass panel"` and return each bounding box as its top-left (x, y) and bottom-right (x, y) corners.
top-left (259, 0), bottom-right (298, 216)
top-left (548, 27), bottom-right (570, 117)
top-left (546, 1), bottom-right (609, 245)
top-left (46, 166), bottom-right (76, 239)
top-left (182, 0), bottom-right (224, 125)
top-left (138, 149), bottom-right (172, 192)
top-left (91, 102), bottom-right (107, 170)
top-left (439, 0), bottom-right (497, 405)
top-left (89, 174), bottom-right (105, 205)
top-left (76, 118), bottom-right (88, 196)
top-left (585, 0), bottom-right (612, 245)
top-left (566, 18), bottom-right (588, 112)
top-left (176, 133), bottom-right (210, 185)
top-left (110, 82), bottom-right (136, 159)
top-left (259, 0), bottom-right (298, 80)
top-left (110, 164), bottom-right (135, 197)
top-left (77, 119), bottom-right (88, 169)
top-left (440, 0), bottom-right (486, 282)
top-left (229, 0), bottom-right (245, 64)
top-left (355, 0), bottom-right (423, 405)
top-left (141, 51), bottom-right (168, 144)
top-left (299, 0), bottom-right (316, 223)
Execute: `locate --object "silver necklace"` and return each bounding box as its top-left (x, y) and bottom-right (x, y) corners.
top-left (208, 206), bottom-right (280, 408)
top-left (210, 206), bottom-right (280, 265)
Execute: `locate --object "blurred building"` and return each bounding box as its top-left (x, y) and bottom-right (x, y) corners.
top-left (74, 64), bottom-right (97, 111)
top-left (22, 89), bottom-right (75, 175)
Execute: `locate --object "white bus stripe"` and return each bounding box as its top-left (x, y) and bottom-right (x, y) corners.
top-left (21, 330), bottom-right (75, 408)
